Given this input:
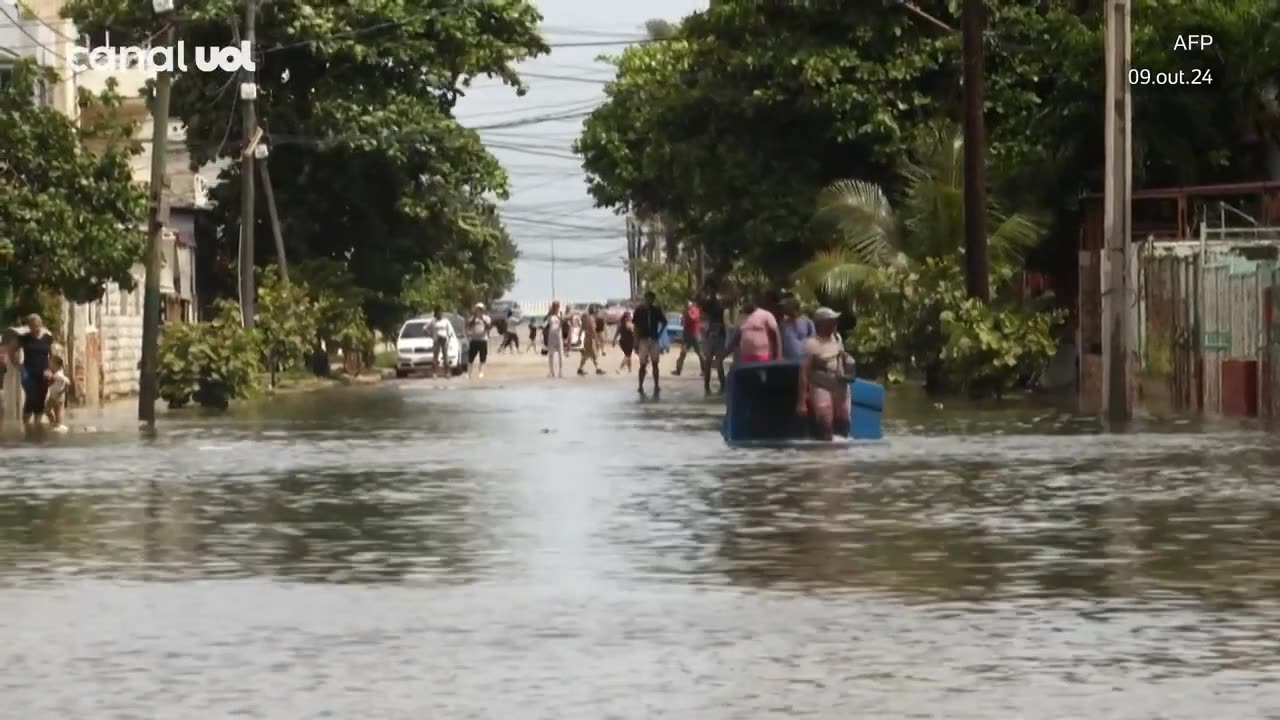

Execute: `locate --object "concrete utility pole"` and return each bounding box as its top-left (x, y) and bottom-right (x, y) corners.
top-left (961, 0), bottom-right (990, 301)
top-left (239, 0), bottom-right (258, 327)
top-left (138, 21), bottom-right (176, 427)
top-left (1102, 0), bottom-right (1133, 420)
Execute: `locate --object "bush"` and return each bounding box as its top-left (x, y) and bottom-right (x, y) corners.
top-left (158, 300), bottom-right (260, 409)
top-left (255, 266), bottom-right (319, 384)
top-left (844, 256), bottom-right (1063, 397)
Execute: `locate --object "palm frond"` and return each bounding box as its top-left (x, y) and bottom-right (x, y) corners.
top-left (986, 211), bottom-right (1044, 270)
top-left (814, 179), bottom-right (898, 264)
top-left (792, 249), bottom-right (880, 301)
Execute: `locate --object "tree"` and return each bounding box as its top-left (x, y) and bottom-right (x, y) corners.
top-left (0, 61), bottom-right (145, 322)
top-left (63, 0), bottom-right (544, 332)
top-left (795, 126), bottom-right (1042, 300)
top-left (254, 265), bottom-right (319, 386)
top-left (577, 0), bottom-right (1280, 284)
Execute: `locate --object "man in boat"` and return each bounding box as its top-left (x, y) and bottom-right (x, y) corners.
top-left (796, 307), bottom-right (854, 441)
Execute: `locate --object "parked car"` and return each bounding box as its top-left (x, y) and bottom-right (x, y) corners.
top-left (394, 313), bottom-right (468, 378)
top-left (490, 299), bottom-right (523, 324)
top-left (665, 311), bottom-right (684, 345)
top-left (603, 299), bottom-right (630, 325)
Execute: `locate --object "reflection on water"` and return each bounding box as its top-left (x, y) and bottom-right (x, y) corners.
top-left (2, 382), bottom-right (1280, 718)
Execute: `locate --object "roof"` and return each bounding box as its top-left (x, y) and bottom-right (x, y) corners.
top-left (1083, 180), bottom-right (1280, 201)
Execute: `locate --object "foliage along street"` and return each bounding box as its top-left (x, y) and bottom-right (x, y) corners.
top-left (3, 0), bottom-right (1279, 407)
top-left (574, 0), bottom-right (1280, 397)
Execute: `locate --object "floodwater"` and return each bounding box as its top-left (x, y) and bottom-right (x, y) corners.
top-left (2, 379), bottom-right (1280, 719)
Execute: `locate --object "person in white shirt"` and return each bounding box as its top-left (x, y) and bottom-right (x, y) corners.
top-left (544, 301), bottom-right (565, 378)
top-left (427, 306), bottom-right (456, 379)
top-left (45, 355), bottom-right (69, 431)
top-left (466, 303), bottom-right (492, 379)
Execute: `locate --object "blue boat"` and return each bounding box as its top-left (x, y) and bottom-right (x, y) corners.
top-left (720, 359), bottom-right (883, 444)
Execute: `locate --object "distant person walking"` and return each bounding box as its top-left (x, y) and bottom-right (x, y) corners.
top-left (466, 303), bottom-right (491, 379)
top-left (498, 310), bottom-right (520, 353)
top-left (698, 281), bottom-right (729, 394)
top-left (673, 300), bottom-right (702, 377)
top-left (528, 318), bottom-right (539, 352)
top-left (427, 306), bottom-right (456, 379)
top-left (545, 302), bottom-right (565, 378)
top-left (631, 291), bottom-right (667, 395)
top-left (616, 310), bottom-right (635, 373)
top-left (577, 305), bottom-right (607, 376)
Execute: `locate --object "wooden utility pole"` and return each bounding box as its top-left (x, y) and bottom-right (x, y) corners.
top-left (259, 159), bottom-right (289, 284)
top-left (961, 0), bottom-right (989, 301)
top-left (1102, 0), bottom-right (1133, 420)
top-left (239, 0), bottom-right (258, 327)
top-left (138, 23), bottom-right (176, 427)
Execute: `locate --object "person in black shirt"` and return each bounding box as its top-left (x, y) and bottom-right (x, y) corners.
top-left (9, 314), bottom-right (55, 425)
top-left (698, 281), bottom-right (729, 394)
top-left (631, 290), bottom-right (667, 395)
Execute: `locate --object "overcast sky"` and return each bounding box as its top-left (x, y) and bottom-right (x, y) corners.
top-left (454, 0), bottom-right (707, 304)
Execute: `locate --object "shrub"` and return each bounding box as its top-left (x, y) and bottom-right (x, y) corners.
top-left (158, 300), bottom-right (260, 409)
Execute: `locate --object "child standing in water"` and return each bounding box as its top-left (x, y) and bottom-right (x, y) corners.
top-left (46, 355), bottom-right (69, 431)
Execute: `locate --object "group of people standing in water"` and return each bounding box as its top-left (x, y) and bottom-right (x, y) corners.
top-left (537, 280), bottom-right (854, 439)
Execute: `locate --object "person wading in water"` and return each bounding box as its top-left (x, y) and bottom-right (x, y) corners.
top-left (796, 307), bottom-right (854, 441)
top-left (631, 291), bottom-right (667, 396)
top-left (427, 306), bottom-right (456, 379)
top-left (8, 314), bottom-right (55, 426)
top-left (732, 293), bottom-right (780, 364)
top-left (779, 295), bottom-right (815, 361)
top-left (544, 302), bottom-right (565, 378)
top-left (698, 282), bottom-right (728, 394)
top-left (615, 310), bottom-right (635, 374)
top-left (577, 305), bottom-right (607, 376)
top-left (672, 300), bottom-right (702, 377)
top-left (466, 303), bottom-right (491, 379)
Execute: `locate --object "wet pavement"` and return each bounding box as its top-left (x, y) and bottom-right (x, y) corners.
top-left (2, 379), bottom-right (1280, 718)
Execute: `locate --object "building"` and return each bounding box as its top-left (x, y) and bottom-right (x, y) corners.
top-left (2, 0), bottom-right (223, 406)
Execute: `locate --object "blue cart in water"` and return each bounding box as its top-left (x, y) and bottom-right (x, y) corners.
top-left (720, 360), bottom-right (883, 444)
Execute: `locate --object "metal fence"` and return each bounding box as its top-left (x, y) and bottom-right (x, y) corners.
top-left (1081, 224), bottom-right (1280, 416)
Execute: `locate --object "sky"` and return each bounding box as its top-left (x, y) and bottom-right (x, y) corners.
top-left (454, 0), bottom-right (707, 305)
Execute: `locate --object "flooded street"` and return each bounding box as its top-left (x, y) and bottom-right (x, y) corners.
top-left (2, 379), bottom-right (1280, 718)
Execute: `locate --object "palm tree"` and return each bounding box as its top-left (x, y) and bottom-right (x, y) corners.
top-left (794, 125), bottom-right (1043, 300)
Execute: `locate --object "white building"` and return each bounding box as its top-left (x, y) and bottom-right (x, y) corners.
top-left (2, 0), bottom-right (224, 405)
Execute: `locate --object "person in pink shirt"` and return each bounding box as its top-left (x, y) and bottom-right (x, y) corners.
top-left (733, 298), bottom-right (780, 363)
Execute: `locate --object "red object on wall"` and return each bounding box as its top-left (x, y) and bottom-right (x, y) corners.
top-left (1265, 288), bottom-right (1274, 418)
top-left (1221, 359), bottom-right (1259, 417)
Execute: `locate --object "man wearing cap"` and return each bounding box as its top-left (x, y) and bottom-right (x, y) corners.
top-left (466, 303), bottom-right (491, 379)
top-left (796, 307), bottom-right (854, 440)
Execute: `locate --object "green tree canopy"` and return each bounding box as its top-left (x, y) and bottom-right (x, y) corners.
top-left (62, 0), bottom-right (544, 331)
top-left (577, 0), bottom-right (1280, 281)
top-left (0, 61), bottom-right (145, 318)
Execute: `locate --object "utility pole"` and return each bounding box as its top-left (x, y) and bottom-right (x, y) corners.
top-left (259, 159), bottom-right (289, 284)
top-left (138, 20), bottom-right (175, 428)
top-left (961, 0), bottom-right (989, 301)
top-left (238, 0), bottom-right (258, 327)
top-left (1102, 0), bottom-right (1133, 420)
